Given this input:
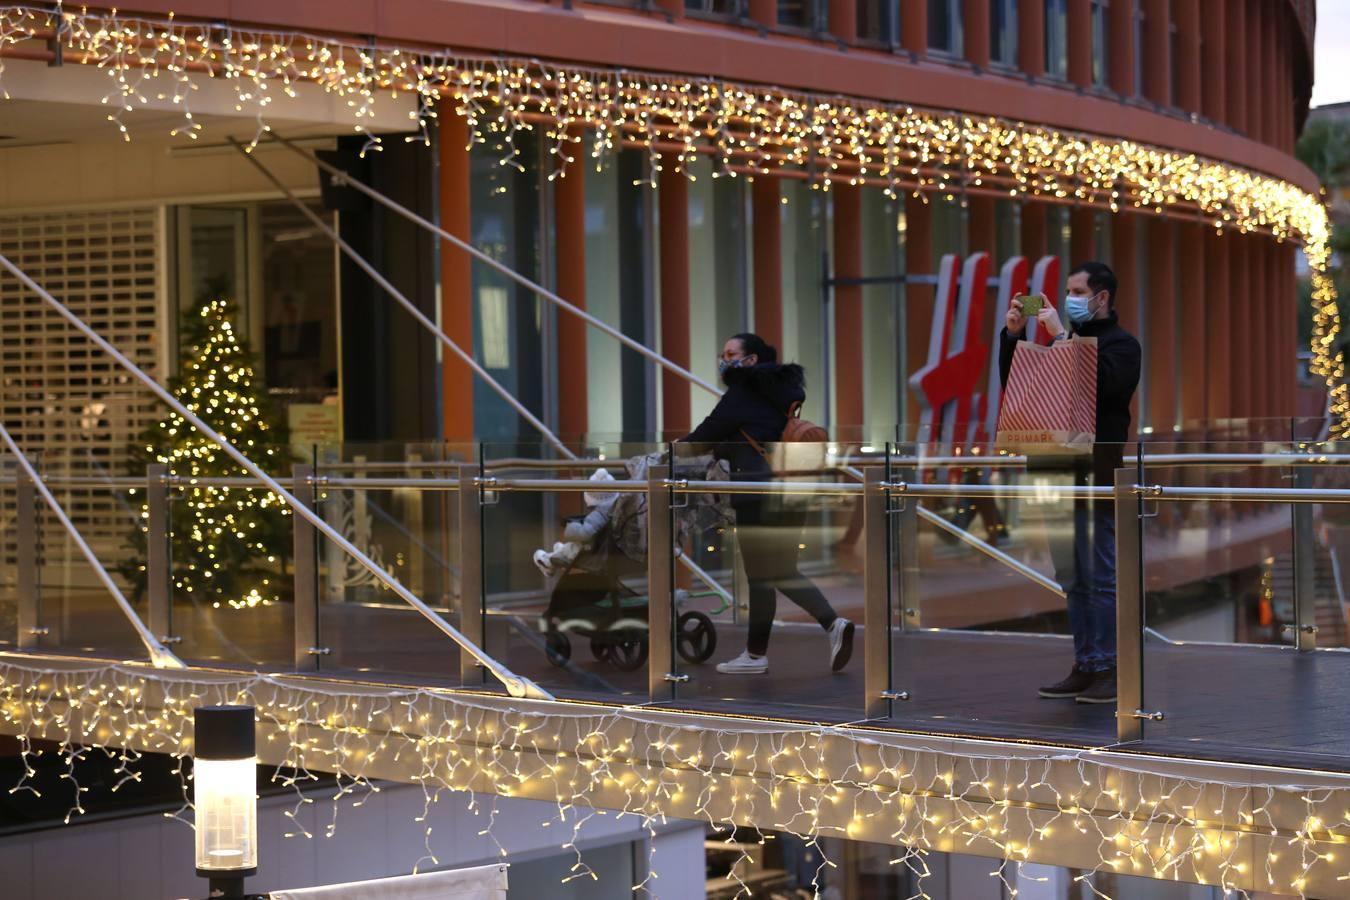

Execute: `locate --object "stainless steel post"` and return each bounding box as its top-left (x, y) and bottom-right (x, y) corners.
top-left (893, 468), bottom-right (920, 631)
top-left (146, 464), bottom-right (173, 644)
top-left (1115, 467), bottom-right (1145, 743)
top-left (292, 464), bottom-right (321, 672)
top-left (864, 467), bottom-right (893, 718)
top-left (406, 450), bottom-right (426, 598)
top-left (16, 468), bottom-right (40, 650)
top-left (458, 465), bottom-right (485, 687)
top-left (1293, 465), bottom-right (1319, 651)
top-left (647, 466), bottom-right (675, 701)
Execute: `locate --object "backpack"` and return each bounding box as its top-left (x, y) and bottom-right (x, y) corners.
top-left (740, 400), bottom-right (828, 476)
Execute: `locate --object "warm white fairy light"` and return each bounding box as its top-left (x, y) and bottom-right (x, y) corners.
top-left (0, 3), bottom-right (1341, 430)
top-left (126, 299), bottom-right (289, 609)
top-left (0, 657), bottom-right (1347, 898)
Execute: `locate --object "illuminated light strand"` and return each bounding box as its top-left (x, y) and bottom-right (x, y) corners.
top-left (0, 658), bottom-right (1348, 897)
top-left (120, 298), bottom-right (291, 610)
top-left (0, 4), bottom-right (1342, 433)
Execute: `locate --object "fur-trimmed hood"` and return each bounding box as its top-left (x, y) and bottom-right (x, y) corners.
top-left (721, 362), bottom-right (806, 413)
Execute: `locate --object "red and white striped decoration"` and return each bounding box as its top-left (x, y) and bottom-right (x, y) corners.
top-left (996, 337), bottom-right (1098, 449)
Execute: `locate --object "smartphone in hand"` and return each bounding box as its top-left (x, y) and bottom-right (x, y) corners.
top-left (1015, 294), bottom-right (1044, 317)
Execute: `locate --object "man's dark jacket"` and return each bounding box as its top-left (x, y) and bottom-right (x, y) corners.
top-left (998, 312), bottom-right (1141, 486)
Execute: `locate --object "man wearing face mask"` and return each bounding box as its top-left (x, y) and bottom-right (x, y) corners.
top-left (999, 261), bottom-right (1141, 705)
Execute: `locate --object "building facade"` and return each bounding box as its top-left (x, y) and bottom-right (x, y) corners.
top-left (0, 0), bottom-right (1325, 461)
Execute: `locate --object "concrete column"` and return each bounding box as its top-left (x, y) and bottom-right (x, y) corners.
top-left (1070, 207), bottom-right (1096, 264)
top-left (1018, 0), bottom-right (1045, 80)
top-left (1020, 201), bottom-right (1047, 261)
top-left (964, 0), bottom-right (991, 69)
top-left (1265, 239), bottom-right (1285, 417)
top-left (902, 0), bottom-right (927, 56)
top-left (1141, 0), bottom-right (1170, 107)
top-left (968, 195), bottom-right (996, 257)
top-left (904, 195), bottom-right (934, 431)
top-left (1067, 0), bottom-right (1093, 88)
top-left (1177, 223), bottom-right (1206, 426)
top-left (554, 135), bottom-right (588, 442)
top-left (752, 177), bottom-right (783, 350)
top-left (1204, 230), bottom-right (1231, 422)
top-left (748, 0), bottom-right (775, 28)
top-left (1226, 0), bottom-right (1248, 134)
top-left (1236, 239), bottom-right (1256, 420)
top-left (834, 184), bottom-right (865, 437)
top-left (829, 0), bottom-right (857, 42)
top-left (1259, 0), bottom-right (1275, 146)
top-left (659, 165), bottom-right (691, 437)
top-left (1173, 0), bottom-right (1201, 114)
top-left (1108, 0), bottom-right (1136, 97)
top-left (1146, 218), bottom-right (1176, 432)
top-left (1201, 0), bottom-right (1226, 124)
top-left (969, 195), bottom-right (999, 347)
top-left (1112, 214), bottom-right (1141, 427)
top-left (1111, 213), bottom-right (1140, 340)
top-left (438, 103), bottom-right (474, 442)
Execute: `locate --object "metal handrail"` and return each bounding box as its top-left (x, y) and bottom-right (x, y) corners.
top-left (0, 251), bottom-right (552, 702)
top-left (237, 141), bottom-right (736, 608)
top-left (0, 427), bottom-right (184, 670)
top-left (1134, 484), bottom-right (1350, 504)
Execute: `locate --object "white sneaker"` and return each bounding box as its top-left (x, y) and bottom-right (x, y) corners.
top-left (715, 650), bottom-right (768, 674)
top-left (828, 618), bottom-right (855, 672)
top-left (532, 549), bottom-right (556, 578)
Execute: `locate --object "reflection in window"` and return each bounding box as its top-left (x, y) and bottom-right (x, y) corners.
top-left (470, 133), bottom-right (544, 443)
top-left (777, 0), bottom-right (827, 30)
top-left (857, 0), bottom-right (899, 47)
top-left (685, 0), bottom-right (744, 16)
top-left (927, 0), bottom-right (962, 55)
top-left (258, 202), bottom-right (340, 417)
top-left (989, 0), bottom-right (1018, 67)
top-left (1045, 0), bottom-right (1069, 78)
top-left (1092, 0), bottom-right (1109, 86)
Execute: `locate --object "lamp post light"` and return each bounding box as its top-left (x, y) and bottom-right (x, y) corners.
top-left (194, 705), bottom-right (259, 900)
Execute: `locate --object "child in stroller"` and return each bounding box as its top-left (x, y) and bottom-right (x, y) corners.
top-left (533, 454), bottom-right (726, 672)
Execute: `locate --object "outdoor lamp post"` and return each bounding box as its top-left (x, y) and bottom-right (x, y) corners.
top-left (194, 705), bottom-right (259, 900)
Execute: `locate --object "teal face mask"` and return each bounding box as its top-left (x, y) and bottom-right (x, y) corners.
top-left (1065, 293), bottom-right (1099, 324)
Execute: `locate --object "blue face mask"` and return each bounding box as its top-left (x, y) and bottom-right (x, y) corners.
top-left (1065, 294), bottom-right (1098, 325)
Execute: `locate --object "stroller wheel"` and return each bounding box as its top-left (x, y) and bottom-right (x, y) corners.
top-left (544, 631), bottom-right (571, 667)
top-left (589, 637), bottom-right (611, 662)
top-left (676, 611), bottom-right (718, 663)
top-left (608, 636), bottom-right (648, 672)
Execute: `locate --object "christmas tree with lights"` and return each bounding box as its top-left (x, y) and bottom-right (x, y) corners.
top-left (120, 297), bottom-right (293, 609)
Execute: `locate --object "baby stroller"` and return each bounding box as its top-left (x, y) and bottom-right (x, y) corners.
top-left (539, 454), bottom-right (726, 673)
top-left (541, 536), bottom-right (719, 672)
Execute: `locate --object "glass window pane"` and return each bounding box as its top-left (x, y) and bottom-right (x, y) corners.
top-left (857, 0), bottom-right (897, 45)
top-left (778, 0), bottom-right (824, 29)
top-left (990, 0), bottom-right (1018, 65)
top-left (470, 133), bottom-right (544, 443)
top-left (927, 0), bottom-right (953, 53)
top-left (687, 157), bottom-right (749, 426)
top-left (1044, 0), bottom-right (1069, 77)
top-left (1092, 0), bottom-right (1109, 85)
top-left (686, 0), bottom-right (743, 12)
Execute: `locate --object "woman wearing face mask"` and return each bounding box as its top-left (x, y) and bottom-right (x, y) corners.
top-left (679, 333), bottom-right (854, 676)
top-left (1000, 262), bottom-right (1141, 707)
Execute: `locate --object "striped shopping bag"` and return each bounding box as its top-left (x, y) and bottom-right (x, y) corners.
top-left (995, 336), bottom-right (1098, 453)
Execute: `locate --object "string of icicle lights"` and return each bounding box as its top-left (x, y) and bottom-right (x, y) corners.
top-left (0, 3), bottom-right (1342, 430)
top-left (2, 658), bottom-right (1350, 898)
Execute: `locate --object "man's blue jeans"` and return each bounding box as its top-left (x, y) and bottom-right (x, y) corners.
top-left (1050, 493), bottom-right (1118, 673)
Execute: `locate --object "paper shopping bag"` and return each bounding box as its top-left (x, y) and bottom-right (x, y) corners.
top-left (995, 336), bottom-right (1097, 454)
